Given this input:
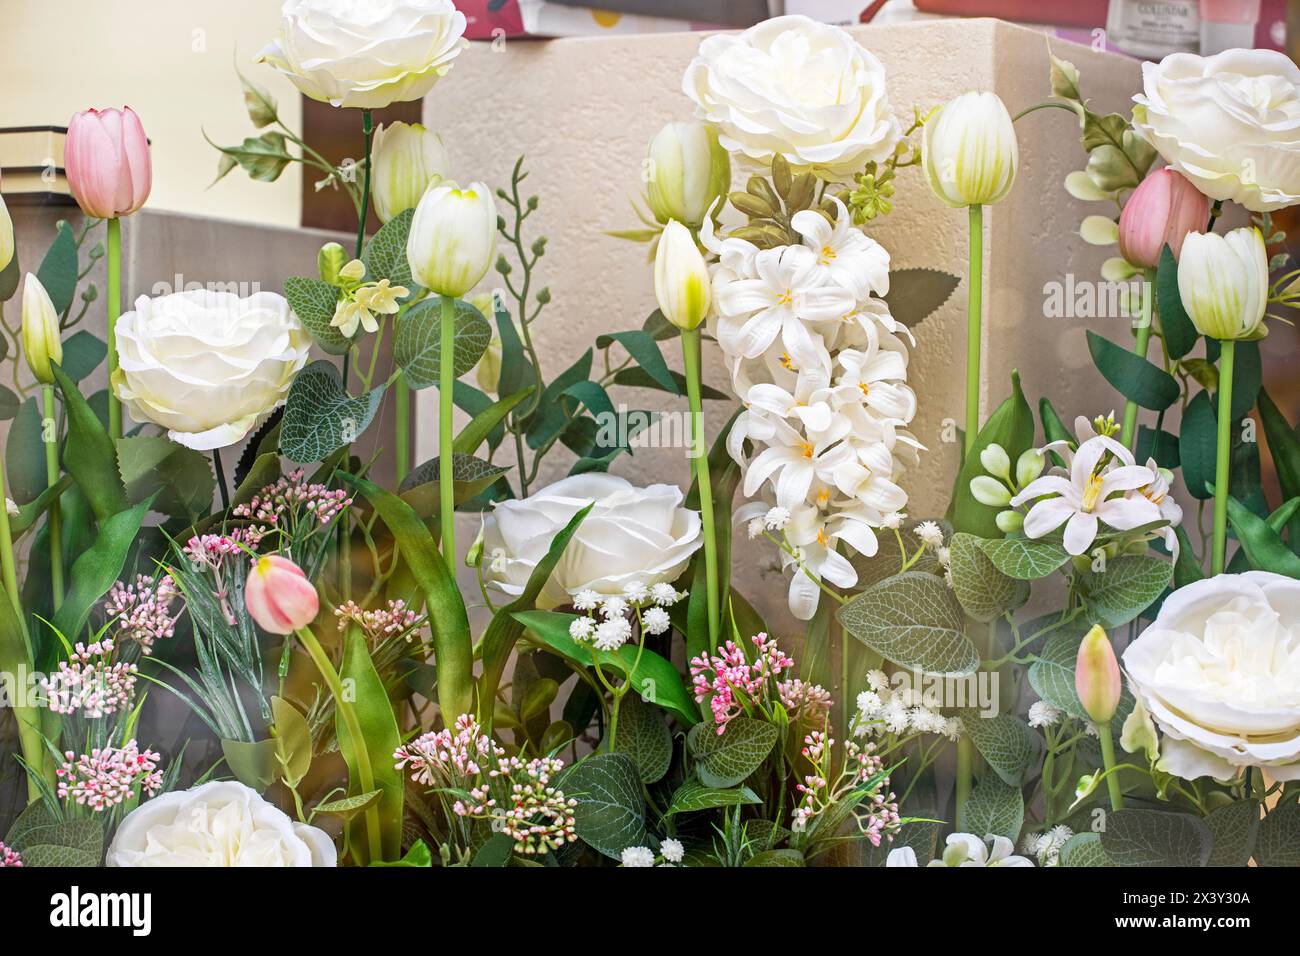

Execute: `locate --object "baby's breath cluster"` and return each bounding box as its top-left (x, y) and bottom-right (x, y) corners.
top-left (567, 581), bottom-right (685, 652)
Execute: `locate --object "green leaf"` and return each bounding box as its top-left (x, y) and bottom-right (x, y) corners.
top-left (212, 131), bottom-right (292, 183)
top-left (1206, 799), bottom-right (1260, 867)
top-left (4, 396), bottom-right (45, 505)
top-left (951, 371), bottom-right (1036, 538)
top-left (611, 695), bottom-right (672, 784)
top-left (4, 801), bottom-right (103, 867)
top-left (271, 695), bottom-right (312, 789)
top-left (283, 276), bottom-right (349, 354)
top-left (1155, 245), bottom-right (1197, 359)
top-left (60, 331), bottom-right (107, 382)
top-left (594, 330), bottom-right (677, 394)
top-left (948, 532), bottom-right (1029, 622)
top-left (1224, 494), bottom-right (1300, 578)
top-left (397, 452), bottom-right (508, 504)
top-left (525, 349), bottom-right (593, 450)
top-left (1259, 388), bottom-right (1300, 552)
top-left (53, 365), bottom-right (128, 521)
top-left (280, 360), bottom-right (384, 463)
top-left (1180, 390), bottom-right (1217, 500)
top-left (1087, 330), bottom-right (1179, 411)
top-left (663, 779), bottom-right (762, 818)
top-left (1060, 832), bottom-right (1110, 867)
top-left (1079, 554), bottom-right (1173, 627)
top-left (0, 385), bottom-right (18, 421)
top-left (881, 267), bottom-right (960, 328)
top-left (370, 839), bottom-right (433, 867)
top-left (687, 716), bottom-right (778, 789)
top-left (1219, 340), bottom-right (1261, 422)
top-left (116, 435), bottom-right (215, 519)
top-left (469, 832), bottom-right (514, 867)
top-left (452, 386), bottom-right (534, 457)
top-left (959, 711), bottom-right (1043, 787)
top-left (1256, 803), bottom-right (1300, 867)
top-left (361, 207), bottom-right (415, 291)
top-left (1136, 425), bottom-right (1180, 470)
top-left (837, 571), bottom-right (979, 675)
top-left (1100, 809), bottom-right (1212, 867)
top-left (220, 737), bottom-right (279, 791)
top-left (314, 789), bottom-right (383, 818)
top-left (975, 536), bottom-right (1070, 580)
top-left (336, 628), bottom-right (403, 863)
top-left (36, 221), bottom-right (78, 316)
top-left (565, 752), bottom-right (646, 860)
top-left (395, 297), bottom-right (492, 389)
top-left (610, 366), bottom-right (728, 400)
top-left (963, 774), bottom-right (1024, 841)
top-left (745, 849), bottom-right (805, 867)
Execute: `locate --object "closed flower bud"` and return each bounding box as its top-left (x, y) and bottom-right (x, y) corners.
top-left (371, 122), bottom-right (450, 224)
top-left (645, 121), bottom-right (730, 229)
top-left (406, 182), bottom-right (497, 298)
top-left (317, 242), bottom-right (347, 285)
top-left (1177, 227), bottom-right (1269, 341)
top-left (654, 220), bottom-right (711, 331)
top-left (1117, 167), bottom-right (1209, 269)
top-left (21, 274), bottom-right (62, 385)
top-left (922, 91), bottom-right (1018, 208)
top-left (970, 475), bottom-right (1012, 507)
top-left (0, 193), bottom-right (13, 273)
top-left (64, 106), bottom-right (152, 219)
top-left (995, 509), bottom-right (1024, 533)
top-left (245, 555), bottom-right (319, 635)
top-left (979, 443), bottom-right (1010, 480)
top-left (1015, 448), bottom-right (1045, 487)
top-left (1075, 624), bottom-right (1122, 723)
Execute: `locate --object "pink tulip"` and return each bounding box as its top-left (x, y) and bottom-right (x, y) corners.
top-left (1075, 624), bottom-right (1122, 723)
top-left (64, 107), bottom-right (152, 219)
top-left (245, 555), bottom-right (319, 635)
top-left (1117, 167), bottom-right (1210, 270)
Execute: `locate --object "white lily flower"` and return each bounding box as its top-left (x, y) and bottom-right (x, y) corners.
top-left (791, 197), bottom-right (891, 301)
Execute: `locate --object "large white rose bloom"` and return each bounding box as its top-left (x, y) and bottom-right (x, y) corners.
top-left (481, 474), bottom-right (703, 606)
top-left (682, 15), bottom-right (899, 180)
top-left (113, 289), bottom-right (311, 451)
top-left (1132, 49), bottom-right (1300, 212)
top-left (1123, 571), bottom-right (1300, 781)
top-left (106, 781), bottom-right (336, 866)
top-left (257, 0), bottom-right (467, 110)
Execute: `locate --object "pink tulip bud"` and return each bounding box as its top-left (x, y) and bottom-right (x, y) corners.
top-left (64, 107), bottom-right (152, 220)
top-left (1075, 624), bottom-right (1122, 723)
top-left (245, 555), bottom-right (318, 635)
top-left (1117, 167), bottom-right (1209, 270)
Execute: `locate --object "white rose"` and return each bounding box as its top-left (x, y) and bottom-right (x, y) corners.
top-left (481, 473), bottom-right (703, 606)
top-left (1132, 49), bottom-right (1300, 212)
top-left (1122, 571), bottom-right (1300, 781)
top-left (682, 14), bottom-right (899, 180)
top-left (257, 0), bottom-right (467, 110)
top-left (106, 781), bottom-right (336, 866)
top-left (113, 289), bottom-right (311, 451)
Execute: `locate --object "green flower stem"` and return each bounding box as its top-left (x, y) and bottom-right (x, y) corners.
top-left (682, 327), bottom-right (719, 652)
top-left (1120, 267), bottom-right (1156, 450)
top-left (211, 448), bottom-right (230, 513)
top-left (963, 204), bottom-right (984, 456)
top-left (395, 375), bottom-right (410, 483)
top-left (295, 626), bottom-right (382, 862)
top-left (106, 217), bottom-right (122, 440)
top-left (439, 294), bottom-right (456, 572)
top-left (1212, 339), bottom-right (1235, 575)
top-left (1097, 719), bottom-right (1124, 811)
top-left (955, 738), bottom-right (973, 830)
top-left (355, 109), bottom-right (373, 258)
top-left (41, 385), bottom-right (64, 608)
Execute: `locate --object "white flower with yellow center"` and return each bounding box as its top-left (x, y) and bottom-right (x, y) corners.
top-left (791, 197), bottom-right (891, 301)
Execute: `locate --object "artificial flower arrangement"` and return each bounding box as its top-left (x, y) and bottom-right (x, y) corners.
top-left (0, 2), bottom-right (1297, 869)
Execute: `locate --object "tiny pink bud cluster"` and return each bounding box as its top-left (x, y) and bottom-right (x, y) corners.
top-left (56, 741), bottom-right (163, 812)
top-left (40, 639), bottom-right (137, 717)
top-left (689, 633), bottom-right (795, 734)
top-left (102, 574), bottom-right (179, 654)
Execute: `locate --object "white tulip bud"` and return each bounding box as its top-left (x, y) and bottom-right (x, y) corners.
top-left (371, 122), bottom-right (451, 224)
top-left (1015, 448), bottom-right (1045, 487)
top-left (1177, 227), bottom-right (1269, 341)
top-left (923, 91), bottom-right (1018, 207)
top-left (645, 121), bottom-right (730, 229)
top-left (970, 475), bottom-right (1012, 507)
top-left (654, 220), bottom-right (711, 331)
top-left (995, 509), bottom-right (1024, 534)
top-left (21, 273), bottom-right (62, 385)
top-left (980, 443), bottom-right (1011, 481)
top-left (0, 194), bottom-right (13, 274)
top-left (406, 182), bottom-right (497, 298)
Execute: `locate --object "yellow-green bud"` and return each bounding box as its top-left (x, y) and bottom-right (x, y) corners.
top-left (654, 220), bottom-right (711, 331)
top-left (980, 443), bottom-right (1011, 480)
top-left (645, 121), bottom-right (730, 230)
top-left (1015, 448), bottom-right (1045, 487)
top-left (21, 273), bottom-right (62, 385)
top-left (318, 242), bottom-right (347, 285)
top-left (970, 475), bottom-right (1012, 507)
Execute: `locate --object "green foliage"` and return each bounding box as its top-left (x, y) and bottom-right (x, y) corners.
top-left (951, 372), bottom-right (1036, 538)
top-left (1087, 330), bottom-right (1179, 411)
top-left (976, 536), bottom-right (1070, 580)
top-left (4, 801), bottom-right (103, 867)
top-left (361, 208), bottom-right (416, 291)
top-left (837, 571), bottom-right (979, 675)
top-left (1100, 809), bottom-right (1212, 867)
top-left (948, 532), bottom-right (1029, 622)
top-left (283, 276), bottom-right (350, 354)
top-left (663, 779), bottom-right (762, 818)
top-left (959, 711), bottom-right (1042, 787)
top-left (963, 775), bottom-right (1024, 841)
top-left (1077, 554), bottom-right (1173, 627)
top-left (280, 360), bottom-right (384, 463)
top-left (687, 717), bottom-right (779, 789)
top-left (611, 695), bottom-right (672, 784)
top-left (565, 753), bottom-right (645, 860)
top-left (395, 297), bottom-right (492, 389)
top-left (1206, 799), bottom-right (1259, 867)
top-left (880, 268), bottom-right (960, 328)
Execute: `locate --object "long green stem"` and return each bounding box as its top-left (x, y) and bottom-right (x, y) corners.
top-left (41, 385), bottom-right (63, 607)
top-left (1120, 268), bottom-right (1155, 450)
top-left (963, 204), bottom-right (984, 456)
top-left (682, 328), bottom-right (718, 652)
top-left (295, 626), bottom-right (382, 862)
top-left (395, 375), bottom-right (410, 483)
top-left (1097, 719), bottom-right (1124, 811)
top-left (439, 295), bottom-right (456, 572)
top-left (1212, 339), bottom-right (1235, 574)
top-left (106, 217), bottom-right (122, 440)
top-left (355, 110), bottom-right (374, 258)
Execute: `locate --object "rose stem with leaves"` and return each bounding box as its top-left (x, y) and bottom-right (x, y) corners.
top-left (41, 385), bottom-right (63, 605)
top-left (1119, 268), bottom-right (1156, 450)
top-left (439, 294), bottom-right (456, 571)
top-left (106, 216), bottom-right (122, 439)
top-left (295, 625), bottom-right (382, 862)
top-left (1211, 339), bottom-right (1235, 574)
top-left (682, 327), bottom-right (719, 652)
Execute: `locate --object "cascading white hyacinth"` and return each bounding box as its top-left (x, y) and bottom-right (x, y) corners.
top-left (704, 197), bottom-right (923, 620)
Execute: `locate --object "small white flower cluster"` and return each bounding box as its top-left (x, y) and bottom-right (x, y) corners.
top-left (707, 201), bottom-right (922, 622)
top-left (1020, 825), bottom-right (1074, 866)
top-left (853, 670), bottom-right (961, 741)
top-left (620, 838), bottom-right (685, 867)
top-left (568, 582), bottom-right (686, 652)
top-left (1027, 700), bottom-right (1063, 729)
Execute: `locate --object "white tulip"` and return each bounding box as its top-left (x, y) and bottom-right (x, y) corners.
top-left (923, 91), bottom-right (1019, 207)
top-left (20, 273), bottom-right (61, 385)
top-left (646, 122), bottom-right (730, 229)
top-left (371, 121), bottom-right (451, 224)
top-left (406, 182), bottom-right (497, 298)
top-left (0, 194), bottom-right (13, 274)
top-left (113, 289), bottom-right (310, 450)
top-left (1177, 227), bottom-right (1268, 341)
top-left (106, 781), bottom-right (335, 866)
top-left (654, 220), bottom-right (711, 331)
top-left (257, 0), bottom-right (467, 110)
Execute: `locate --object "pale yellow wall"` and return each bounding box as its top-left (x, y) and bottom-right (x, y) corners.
top-left (0, 0), bottom-right (302, 227)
